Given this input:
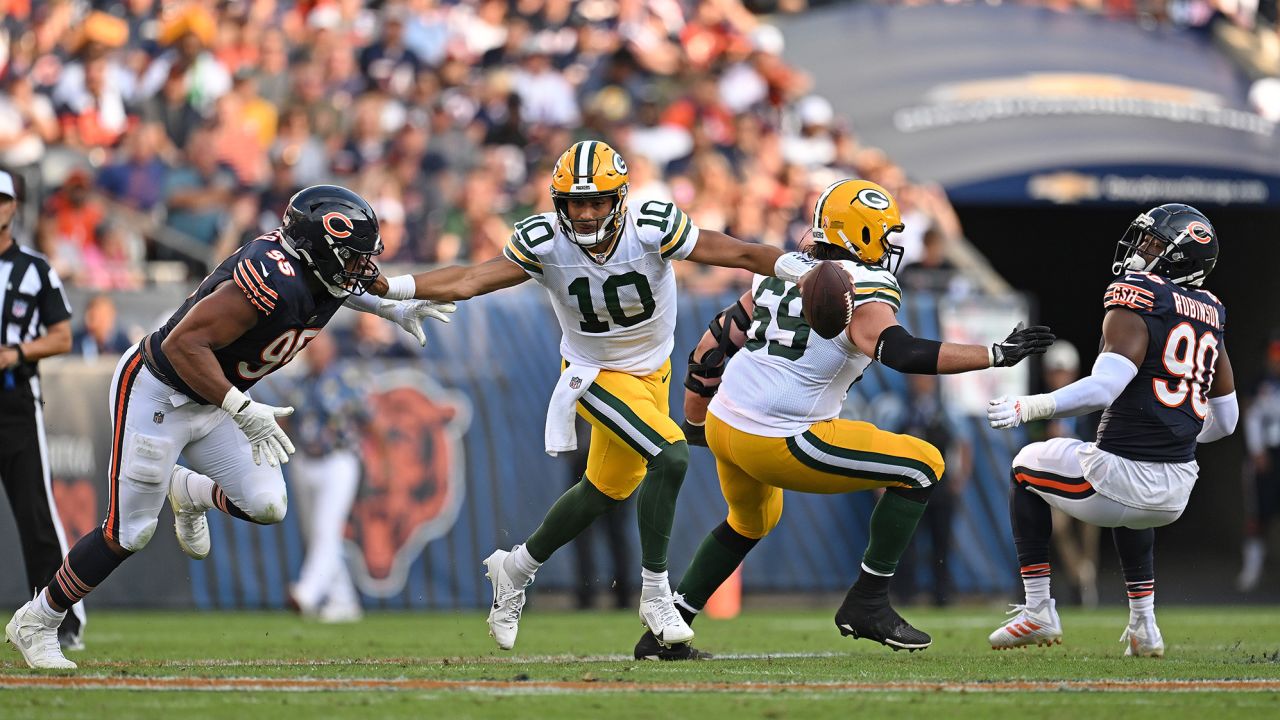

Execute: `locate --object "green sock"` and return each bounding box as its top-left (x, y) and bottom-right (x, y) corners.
top-left (525, 477), bottom-right (620, 562)
top-left (676, 522), bottom-right (759, 611)
top-left (862, 490), bottom-right (929, 576)
top-left (636, 442), bottom-right (689, 572)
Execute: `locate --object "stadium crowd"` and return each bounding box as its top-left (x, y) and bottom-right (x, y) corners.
top-left (0, 0), bottom-right (970, 296)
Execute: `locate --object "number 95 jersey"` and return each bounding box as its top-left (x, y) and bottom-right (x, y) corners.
top-left (1096, 271), bottom-right (1227, 463)
top-left (503, 201), bottom-right (699, 375)
top-left (145, 231), bottom-right (346, 403)
top-left (711, 260), bottom-right (903, 437)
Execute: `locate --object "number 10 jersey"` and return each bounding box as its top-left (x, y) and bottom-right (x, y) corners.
top-left (503, 201), bottom-right (699, 375)
top-left (711, 260), bottom-right (903, 437)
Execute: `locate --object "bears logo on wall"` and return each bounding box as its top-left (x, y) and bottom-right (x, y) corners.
top-left (348, 369), bottom-right (471, 597)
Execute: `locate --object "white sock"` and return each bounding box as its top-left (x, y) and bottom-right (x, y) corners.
top-left (182, 469), bottom-right (217, 511)
top-left (36, 591), bottom-right (66, 620)
top-left (640, 568), bottom-right (669, 601)
top-left (1129, 592), bottom-right (1155, 621)
top-left (1023, 576), bottom-right (1051, 606)
top-left (503, 544), bottom-right (541, 584)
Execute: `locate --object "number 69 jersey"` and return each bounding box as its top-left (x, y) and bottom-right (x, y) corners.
top-left (503, 201), bottom-right (699, 375)
top-left (144, 230), bottom-right (346, 404)
top-left (711, 260), bottom-right (903, 437)
top-left (1096, 271), bottom-right (1227, 463)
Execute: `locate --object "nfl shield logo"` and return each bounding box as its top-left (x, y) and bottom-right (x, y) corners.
top-left (569, 376), bottom-right (582, 390)
top-left (10, 299), bottom-right (27, 319)
top-left (153, 411), bottom-right (165, 424)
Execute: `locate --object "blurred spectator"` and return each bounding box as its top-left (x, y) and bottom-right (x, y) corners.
top-left (162, 129), bottom-right (238, 253)
top-left (80, 218), bottom-right (146, 291)
top-left (38, 169), bottom-right (105, 280)
top-left (336, 312), bottom-right (420, 360)
top-left (96, 123), bottom-right (170, 211)
top-left (513, 45), bottom-right (581, 128)
top-left (0, 76), bottom-right (59, 172)
top-left (71, 294), bottom-right (132, 359)
top-left (139, 66), bottom-right (204, 151)
top-left (898, 227), bottom-right (964, 296)
top-left (52, 51), bottom-right (130, 152)
top-left (360, 8), bottom-right (423, 97)
top-left (139, 6), bottom-right (231, 114)
top-left (1239, 338), bottom-right (1280, 592)
top-left (282, 332), bottom-right (368, 624)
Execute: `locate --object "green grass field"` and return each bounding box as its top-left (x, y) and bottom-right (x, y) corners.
top-left (3, 606), bottom-right (1279, 718)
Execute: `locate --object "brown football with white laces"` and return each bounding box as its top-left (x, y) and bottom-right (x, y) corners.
top-left (799, 261), bottom-right (856, 340)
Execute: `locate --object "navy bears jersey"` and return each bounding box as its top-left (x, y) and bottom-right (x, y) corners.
top-left (144, 230), bottom-right (346, 404)
top-left (1095, 271), bottom-right (1226, 462)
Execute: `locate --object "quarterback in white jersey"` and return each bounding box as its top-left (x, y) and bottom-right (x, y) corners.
top-left (630, 179), bottom-right (1054, 660)
top-left (372, 140), bottom-right (815, 652)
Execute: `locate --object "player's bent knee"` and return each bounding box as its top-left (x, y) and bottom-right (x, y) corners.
top-left (919, 440), bottom-right (945, 487)
top-left (246, 491), bottom-right (288, 524)
top-left (120, 517), bottom-right (159, 552)
top-left (650, 441), bottom-right (689, 476)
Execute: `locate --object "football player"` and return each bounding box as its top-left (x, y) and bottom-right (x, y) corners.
top-left (631, 179), bottom-right (1053, 659)
top-left (4, 186), bottom-right (452, 669)
top-left (986, 203), bottom-right (1236, 657)
top-left (372, 140), bottom-right (818, 649)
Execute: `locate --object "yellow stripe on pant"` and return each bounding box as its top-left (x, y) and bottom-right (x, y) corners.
top-left (705, 411), bottom-right (944, 539)
top-left (571, 359), bottom-right (683, 500)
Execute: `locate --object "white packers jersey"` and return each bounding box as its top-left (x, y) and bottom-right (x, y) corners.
top-left (503, 201), bottom-right (699, 375)
top-left (710, 260), bottom-right (903, 437)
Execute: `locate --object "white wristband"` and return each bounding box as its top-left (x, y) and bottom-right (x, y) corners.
top-left (384, 274), bottom-right (416, 300)
top-left (221, 386), bottom-right (251, 415)
top-left (774, 252), bottom-right (816, 284)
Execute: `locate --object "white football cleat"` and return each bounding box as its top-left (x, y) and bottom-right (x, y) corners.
top-left (169, 467), bottom-right (210, 560)
top-left (6, 596), bottom-right (76, 669)
top-left (1121, 615), bottom-right (1165, 657)
top-left (484, 548), bottom-right (530, 650)
top-left (989, 598), bottom-right (1063, 650)
top-left (639, 591), bottom-right (695, 646)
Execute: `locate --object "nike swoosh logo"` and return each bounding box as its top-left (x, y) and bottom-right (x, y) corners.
top-left (661, 373), bottom-right (670, 383)
top-left (259, 262), bottom-right (271, 278)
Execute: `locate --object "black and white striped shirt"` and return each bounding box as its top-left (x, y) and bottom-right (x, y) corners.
top-left (1, 242), bottom-right (71, 393)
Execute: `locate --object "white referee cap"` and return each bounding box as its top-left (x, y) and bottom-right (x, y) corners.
top-left (0, 170), bottom-right (14, 199)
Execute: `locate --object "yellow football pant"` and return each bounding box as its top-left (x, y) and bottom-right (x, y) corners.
top-left (572, 359), bottom-right (684, 500)
top-left (705, 410), bottom-right (945, 539)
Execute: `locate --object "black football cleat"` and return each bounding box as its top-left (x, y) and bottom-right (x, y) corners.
top-left (834, 596), bottom-right (932, 652)
top-left (634, 630), bottom-right (713, 661)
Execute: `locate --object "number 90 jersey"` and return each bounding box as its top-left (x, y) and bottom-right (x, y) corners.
top-left (1096, 271), bottom-right (1226, 463)
top-left (711, 261), bottom-right (903, 437)
top-left (144, 231), bottom-right (346, 404)
top-left (503, 201), bottom-right (699, 375)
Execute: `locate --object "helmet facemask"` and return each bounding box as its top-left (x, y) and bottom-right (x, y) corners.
top-left (1113, 208), bottom-right (1217, 287)
top-left (553, 187), bottom-right (628, 249)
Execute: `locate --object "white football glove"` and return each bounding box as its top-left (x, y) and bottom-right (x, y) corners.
top-left (376, 299), bottom-right (456, 347)
top-left (987, 394), bottom-right (1055, 430)
top-left (222, 387), bottom-right (295, 467)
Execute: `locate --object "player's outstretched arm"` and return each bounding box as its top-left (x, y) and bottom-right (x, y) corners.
top-left (684, 230), bottom-right (791, 277)
top-left (848, 301), bottom-right (1054, 375)
top-left (682, 292), bottom-right (754, 446)
top-left (372, 255), bottom-right (530, 302)
top-left (344, 293), bottom-right (456, 347)
top-left (1198, 343), bottom-right (1238, 443)
top-left (988, 309), bottom-right (1147, 429)
top-left (161, 283), bottom-right (296, 466)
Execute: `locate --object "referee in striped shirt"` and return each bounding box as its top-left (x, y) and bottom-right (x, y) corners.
top-left (0, 169), bottom-right (83, 650)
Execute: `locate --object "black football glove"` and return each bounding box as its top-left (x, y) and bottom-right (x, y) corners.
top-left (991, 323), bottom-right (1055, 367)
top-left (682, 419), bottom-right (708, 447)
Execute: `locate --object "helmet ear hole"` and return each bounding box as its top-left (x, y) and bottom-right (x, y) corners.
top-left (862, 227), bottom-right (871, 246)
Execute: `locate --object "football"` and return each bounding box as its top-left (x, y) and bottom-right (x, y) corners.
top-left (799, 261), bottom-right (856, 339)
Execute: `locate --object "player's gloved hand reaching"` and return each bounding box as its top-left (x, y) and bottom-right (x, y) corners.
top-left (221, 387), bottom-right (295, 467)
top-left (987, 394), bottom-right (1056, 430)
top-left (991, 323), bottom-right (1055, 367)
top-left (376, 299), bottom-right (457, 347)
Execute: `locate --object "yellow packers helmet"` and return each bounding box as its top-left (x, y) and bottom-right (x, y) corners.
top-left (811, 179), bottom-right (906, 273)
top-left (550, 140), bottom-right (629, 248)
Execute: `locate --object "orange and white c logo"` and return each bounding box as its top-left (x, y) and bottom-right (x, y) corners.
top-left (322, 212), bottom-right (353, 238)
top-left (1186, 221), bottom-right (1212, 245)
